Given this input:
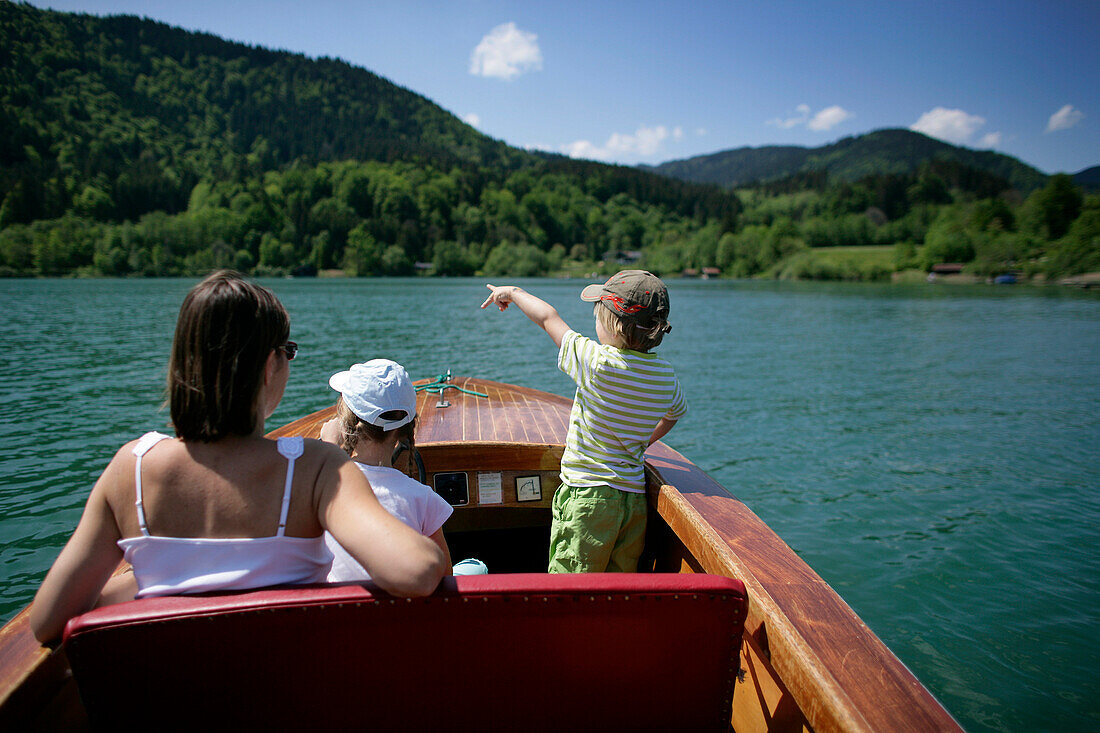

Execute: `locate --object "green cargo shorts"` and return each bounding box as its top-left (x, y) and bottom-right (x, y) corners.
top-left (548, 484), bottom-right (647, 573)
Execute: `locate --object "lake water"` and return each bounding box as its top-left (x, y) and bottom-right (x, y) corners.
top-left (1, 277), bottom-right (1097, 731)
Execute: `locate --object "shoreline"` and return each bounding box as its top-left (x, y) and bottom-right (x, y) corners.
top-left (3, 271), bottom-right (1099, 290)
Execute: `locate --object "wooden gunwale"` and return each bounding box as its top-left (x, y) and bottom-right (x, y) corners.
top-left (0, 375), bottom-right (960, 732)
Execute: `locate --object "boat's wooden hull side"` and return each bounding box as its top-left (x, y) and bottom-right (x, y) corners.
top-left (643, 442), bottom-right (962, 733)
top-left (0, 609), bottom-right (84, 730)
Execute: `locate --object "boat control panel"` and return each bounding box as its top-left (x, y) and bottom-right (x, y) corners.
top-left (412, 443), bottom-right (560, 533)
top-left (433, 471), bottom-right (546, 507)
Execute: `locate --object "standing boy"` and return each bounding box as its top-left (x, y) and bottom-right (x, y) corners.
top-left (480, 271), bottom-right (686, 572)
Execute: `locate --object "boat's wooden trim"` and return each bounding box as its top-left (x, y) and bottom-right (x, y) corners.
top-left (0, 609), bottom-right (55, 726)
top-left (0, 606), bottom-right (87, 730)
top-left (643, 442), bottom-right (962, 733)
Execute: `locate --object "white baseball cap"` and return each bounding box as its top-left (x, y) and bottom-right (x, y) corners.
top-left (328, 359), bottom-right (416, 430)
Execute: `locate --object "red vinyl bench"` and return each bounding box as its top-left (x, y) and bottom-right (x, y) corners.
top-left (64, 573), bottom-right (748, 731)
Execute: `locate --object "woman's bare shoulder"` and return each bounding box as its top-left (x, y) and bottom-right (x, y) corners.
top-left (290, 437), bottom-right (355, 485)
top-left (93, 438), bottom-right (146, 516)
top-left (298, 436), bottom-right (352, 462)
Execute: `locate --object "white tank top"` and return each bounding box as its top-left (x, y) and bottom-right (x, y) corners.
top-left (117, 432), bottom-right (333, 599)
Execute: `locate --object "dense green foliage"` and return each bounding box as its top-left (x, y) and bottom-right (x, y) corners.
top-left (726, 168), bottom-right (1098, 280)
top-left (0, 0), bottom-right (526, 227)
top-left (0, 155), bottom-right (744, 277)
top-left (648, 129), bottom-right (1049, 192)
top-left (1, 2), bottom-right (1096, 282)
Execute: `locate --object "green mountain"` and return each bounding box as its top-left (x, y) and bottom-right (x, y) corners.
top-left (0, 0), bottom-right (531, 223)
top-left (1074, 166), bottom-right (1100, 192)
top-left (645, 129), bottom-right (1048, 192)
top-left (0, 2), bottom-right (737, 277)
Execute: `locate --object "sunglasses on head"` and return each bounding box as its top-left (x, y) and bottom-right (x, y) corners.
top-left (280, 341), bottom-right (298, 360)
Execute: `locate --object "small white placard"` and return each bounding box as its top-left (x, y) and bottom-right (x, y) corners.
top-left (478, 472), bottom-right (503, 504)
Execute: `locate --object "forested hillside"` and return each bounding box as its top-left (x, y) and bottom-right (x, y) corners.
top-left (0, 2), bottom-right (738, 277)
top-left (1075, 166), bottom-right (1100, 192)
top-left (0, 0), bottom-right (527, 226)
top-left (1, 2), bottom-right (1096, 282)
top-left (647, 129), bottom-right (1048, 192)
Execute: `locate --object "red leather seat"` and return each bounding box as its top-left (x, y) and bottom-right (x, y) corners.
top-left (64, 573), bottom-right (747, 731)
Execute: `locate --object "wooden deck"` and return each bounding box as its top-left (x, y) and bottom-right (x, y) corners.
top-left (269, 375), bottom-right (573, 445)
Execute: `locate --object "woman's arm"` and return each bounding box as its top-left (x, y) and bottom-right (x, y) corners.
top-left (481, 285), bottom-right (571, 347)
top-left (30, 456), bottom-right (127, 642)
top-left (97, 571), bottom-right (138, 608)
top-left (317, 447), bottom-right (445, 596)
top-left (428, 528), bottom-right (453, 576)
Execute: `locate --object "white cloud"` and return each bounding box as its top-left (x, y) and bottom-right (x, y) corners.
top-left (673, 126), bottom-right (684, 140)
top-left (767, 103), bottom-right (810, 129)
top-left (910, 107), bottom-right (991, 145)
top-left (561, 124), bottom-right (676, 161)
top-left (695, 127), bottom-right (708, 136)
top-left (978, 132), bottom-right (1002, 148)
top-left (462, 113), bottom-right (481, 127)
top-left (768, 104), bottom-right (851, 131)
top-left (561, 140), bottom-right (606, 160)
top-left (469, 22), bottom-right (542, 80)
top-left (1046, 104), bottom-right (1084, 132)
top-left (808, 105), bottom-right (854, 131)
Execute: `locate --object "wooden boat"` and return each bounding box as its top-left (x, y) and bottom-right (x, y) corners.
top-left (0, 375), bottom-right (962, 731)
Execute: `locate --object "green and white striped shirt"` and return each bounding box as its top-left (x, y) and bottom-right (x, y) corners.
top-left (558, 330), bottom-right (687, 493)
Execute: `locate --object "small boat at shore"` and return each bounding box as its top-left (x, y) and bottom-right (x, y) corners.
top-left (0, 375), bottom-right (961, 731)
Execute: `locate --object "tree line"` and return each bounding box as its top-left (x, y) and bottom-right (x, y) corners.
top-left (1, 151), bottom-right (1094, 281)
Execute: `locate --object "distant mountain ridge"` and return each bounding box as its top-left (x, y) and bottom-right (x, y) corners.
top-left (645, 129), bottom-right (1049, 192)
top-left (1074, 166), bottom-right (1100, 192)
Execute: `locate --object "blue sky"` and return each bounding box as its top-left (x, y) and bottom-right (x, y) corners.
top-left (29, 0), bottom-right (1100, 174)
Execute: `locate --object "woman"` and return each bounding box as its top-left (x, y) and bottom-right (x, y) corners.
top-left (30, 271), bottom-right (445, 642)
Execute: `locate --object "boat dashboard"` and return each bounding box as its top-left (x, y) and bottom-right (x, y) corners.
top-left (409, 442), bottom-right (561, 572)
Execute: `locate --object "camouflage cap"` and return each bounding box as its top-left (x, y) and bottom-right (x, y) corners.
top-left (579, 270), bottom-right (669, 326)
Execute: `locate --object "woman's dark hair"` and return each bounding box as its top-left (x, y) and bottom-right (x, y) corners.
top-left (169, 270), bottom-right (290, 441)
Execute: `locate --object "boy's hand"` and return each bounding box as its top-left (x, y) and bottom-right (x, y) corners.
top-left (481, 284), bottom-right (516, 311)
top-left (480, 283), bottom-right (570, 347)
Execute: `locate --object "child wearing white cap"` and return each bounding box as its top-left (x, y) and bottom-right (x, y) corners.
top-left (320, 359), bottom-right (485, 580)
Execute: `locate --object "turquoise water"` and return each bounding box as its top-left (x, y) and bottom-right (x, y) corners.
top-left (1, 277), bottom-right (1097, 731)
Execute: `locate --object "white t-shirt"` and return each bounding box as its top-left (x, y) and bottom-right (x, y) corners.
top-left (325, 463), bottom-right (453, 582)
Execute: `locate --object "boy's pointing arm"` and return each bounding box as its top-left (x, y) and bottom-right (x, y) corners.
top-left (481, 284), bottom-right (570, 347)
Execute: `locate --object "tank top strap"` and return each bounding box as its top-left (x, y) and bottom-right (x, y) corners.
top-left (275, 437), bottom-right (304, 536)
top-left (131, 432), bottom-right (171, 536)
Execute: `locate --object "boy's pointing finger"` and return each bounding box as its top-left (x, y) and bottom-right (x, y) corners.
top-left (480, 284), bottom-right (496, 309)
